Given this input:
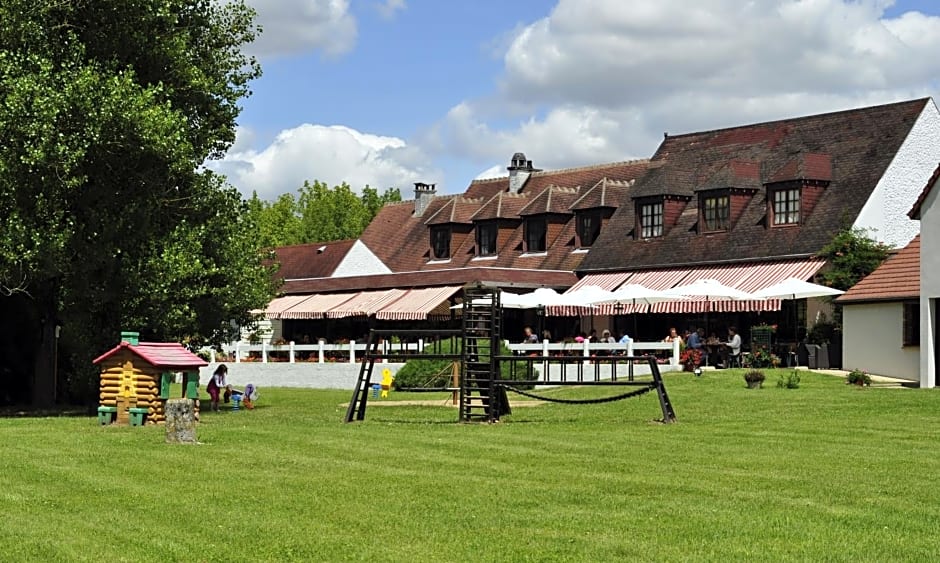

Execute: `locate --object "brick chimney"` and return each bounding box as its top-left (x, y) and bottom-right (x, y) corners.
top-left (507, 152), bottom-right (539, 193)
top-left (414, 182), bottom-right (436, 217)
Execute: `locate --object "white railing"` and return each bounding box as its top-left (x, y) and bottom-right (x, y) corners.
top-left (504, 339), bottom-right (681, 367)
top-left (210, 340), bottom-right (426, 364)
top-left (205, 338), bottom-right (680, 367)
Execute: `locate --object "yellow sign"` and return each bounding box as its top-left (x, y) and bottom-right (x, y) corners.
top-left (120, 361), bottom-right (137, 399)
top-left (380, 368), bottom-right (394, 398)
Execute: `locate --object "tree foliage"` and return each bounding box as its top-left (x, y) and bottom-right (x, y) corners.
top-left (816, 227), bottom-right (893, 291)
top-left (248, 182), bottom-right (402, 248)
top-left (0, 0), bottom-right (274, 403)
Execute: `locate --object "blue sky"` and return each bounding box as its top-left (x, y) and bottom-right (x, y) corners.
top-left (211, 0), bottom-right (940, 201)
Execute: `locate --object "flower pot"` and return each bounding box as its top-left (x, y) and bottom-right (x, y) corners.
top-left (746, 380), bottom-right (763, 389)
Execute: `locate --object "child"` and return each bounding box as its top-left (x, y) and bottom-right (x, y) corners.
top-left (206, 364), bottom-right (232, 412)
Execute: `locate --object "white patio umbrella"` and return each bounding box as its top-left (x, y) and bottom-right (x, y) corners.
top-left (662, 278), bottom-right (760, 337)
top-left (751, 277), bottom-right (844, 348)
top-left (587, 284), bottom-right (687, 338)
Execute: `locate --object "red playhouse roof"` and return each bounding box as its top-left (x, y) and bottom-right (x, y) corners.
top-left (93, 341), bottom-right (209, 369)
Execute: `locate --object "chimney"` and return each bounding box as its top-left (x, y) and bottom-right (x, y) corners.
top-left (507, 152), bottom-right (538, 193)
top-left (121, 331), bottom-right (140, 345)
top-left (413, 182), bottom-right (436, 217)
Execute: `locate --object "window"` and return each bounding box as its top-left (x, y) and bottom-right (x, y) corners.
top-left (639, 202), bottom-right (663, 238)
top-left (772, 188), bottom-right (800, 225)
top-left (702, 195), bottom-right (730, 231)
top-left (430, 226), bottom-right (450, 260)
top-left (476, 222), bottom-right (497, 257)
top-left (524, 217), bottom-right (547, 252)
top-left (903, 302), bottom-right (920, 346)
top-left (576, 211), bottom-right (602, 247)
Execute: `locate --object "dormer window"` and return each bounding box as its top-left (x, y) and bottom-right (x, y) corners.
top-left (702, 195), bottom-right (730, 232)
top-left (576, 210), bottom-right (602, 248)
top-left (524, 217), bottom-right (547, 252)
top-left (771, 187), bottom-right (800, 226)
top-left (639, 202), bottom-right (663, 238)
top-left (430, 226), bottom-right (451, 259)
top-left (476, 221), bottom-right (497, 256)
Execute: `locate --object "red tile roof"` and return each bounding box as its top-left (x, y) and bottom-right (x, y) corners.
top-left (909, 162), bottom-right (940, 219)
top-left (272, 239), bottom-right (357, 281)
top-left (836, 235), bottom-right (920, 303)
top-left (93, 341), bottom-right (208, 368)
top-left (582, 98), bottom-right (929, 273)
top-left (569, 178), bottom-right (633, 210)
top-left (518, 186), bottom-right (580, 216)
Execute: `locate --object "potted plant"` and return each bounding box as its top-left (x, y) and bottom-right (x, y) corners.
top-left (743, 369), bottom-right (765, 389)
top-left (845, 368), bottom-right (871, 387)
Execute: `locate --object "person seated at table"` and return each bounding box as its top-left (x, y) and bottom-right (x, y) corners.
top-left (663, 327), bottom-right (683, 346)
top-left (687, 327), bottom-right (703, 350)
top-left (523, 326), bottom-right (538, 343)
top-left (601, 329), bottom-right (616, 344)
top-left (721, 326), bottom-right (742, 368)
top-left (541, 329), bottom-right (552, 341)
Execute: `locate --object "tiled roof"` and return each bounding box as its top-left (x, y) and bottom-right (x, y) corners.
top-left (580, 98), bottom-right (930, 273)
top-left (909, 162), bottom-right (940, 219)
top-left (93, 341), bottom-right (208, 368)
top-left (423, 195), bottom-right (482, 225)
top-left (518, 186), bottom-right (580, 216)
top-left (570, 178), bottom-right (633, 210)
top-left (695, 161), bottom-right (761, 192)
top-left (358, 158), bottom-right (649, 275)
top-left (272, 239), bottom-right (356, 280)
top-left (836, 235), bottom-right (919, 303)
top-left (280, 267), bottom-right (577, 294)
top-left (767, 153), bottom-right (832, 183)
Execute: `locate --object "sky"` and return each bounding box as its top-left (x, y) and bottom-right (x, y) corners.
top-left (207, 0), bottom-right (940, 202)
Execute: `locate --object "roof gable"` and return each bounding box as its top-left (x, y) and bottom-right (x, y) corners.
top-left (519, 186), bottom-right (580, 216)
top-left (569, 178), bottom-right (633, 210)
top-left (909, 162), bottom-right (940, 219)
top-left (273, 239), bottom-right (357, 280)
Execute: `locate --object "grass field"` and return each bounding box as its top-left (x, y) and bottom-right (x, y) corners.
top-left (1, 369), bottom-right (939, 562)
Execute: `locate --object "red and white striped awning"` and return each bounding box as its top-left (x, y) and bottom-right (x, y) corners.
top-left (550, 259), bottom-right (825, 316)
top-left (278, 293), bottom-right (360, 319)
top-left (374, 286), bottom-right (462, 321)
top-left (263, 295), bottom-right (319, 319)
top-left (325, 289), bottom-right (408, 319)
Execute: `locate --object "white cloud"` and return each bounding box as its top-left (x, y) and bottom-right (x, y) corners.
top-left (430, 0), bottom-right (940, 173)
top-left (245, 0), bottom-right (357, 58)
top-left (376, 0), bottom-right (406, 20)
top-left (208, 124), bottom-right (441, 200)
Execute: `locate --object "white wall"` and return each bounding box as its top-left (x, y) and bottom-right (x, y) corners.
top-left (855, 101), bottom-right (940, 248)
top-left (920, 175), bottom-right (940, 387)
top-left (842, 302), bottom-right (919, 381)
top-left (333, 239), bottom-right (391, 277)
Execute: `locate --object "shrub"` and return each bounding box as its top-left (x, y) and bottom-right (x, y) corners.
top-left (393, 339), bottom-right (536, 389)
top-left (776, 371), bottom-right (801, 389)
top-left (743, 369), bottom-right (765, 389)
top-left (679, 348), bottom-right (702, 371)
top-left (846, 368), bottom-right (871, 387)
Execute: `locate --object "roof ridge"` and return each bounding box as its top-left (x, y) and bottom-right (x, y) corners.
top-left (469, 158), bottom-right (650, 184)
top-left (276, 238), bottom-right (358, 249)
top-left (662, 97), bottom-right (930, 141)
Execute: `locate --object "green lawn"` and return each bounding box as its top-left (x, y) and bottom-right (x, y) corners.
top-left (1, 370), bottom-right (939, 561)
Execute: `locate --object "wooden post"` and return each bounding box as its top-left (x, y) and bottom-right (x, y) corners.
top-left (451, 361), bottom-right (459, 405)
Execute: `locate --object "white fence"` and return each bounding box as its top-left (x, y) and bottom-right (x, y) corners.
top-left (211, 338), bottom-right (680, 367)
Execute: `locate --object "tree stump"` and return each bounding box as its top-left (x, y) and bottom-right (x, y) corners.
top-left (165, 398), bottom-right (198, 444)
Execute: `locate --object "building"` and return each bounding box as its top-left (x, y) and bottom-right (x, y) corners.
top-left (906, 163), bottom-right (940, 387)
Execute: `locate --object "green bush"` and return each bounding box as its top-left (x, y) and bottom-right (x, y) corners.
top-left (846, 368), bottom-right (871, 387)
top-left (748, 345), bottom-right (780, 369)
top-left (776, 371), bottom-right (801, 389)
top-left (393, 339), bottom-right (536, 389)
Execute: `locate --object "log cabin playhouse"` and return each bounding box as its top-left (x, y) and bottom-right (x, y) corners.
top-left (93, 331), bottom-right (207, 425)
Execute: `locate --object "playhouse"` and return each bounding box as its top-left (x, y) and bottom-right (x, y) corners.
top-left (92, 331), bottom-right (207, 425)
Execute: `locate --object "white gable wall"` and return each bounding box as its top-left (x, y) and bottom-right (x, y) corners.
top-left (842, 302), bottom-right (919, 382)
top-left (332, 240), bottom-right (391, 277)
top-left (855, 101), bottom-right (940, 248)
top-left (920, 178), bottom-right (940, 387)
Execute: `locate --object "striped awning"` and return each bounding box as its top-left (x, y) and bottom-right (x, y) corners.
top-left (263, 295), bottom-right (319, 320)
top-left (567, 272), bottom-right (634, 292)
top-left (325, 289), bottom-right (408, 319)
top-left (374, 286), bottom-right (461, 320)
top-left (279, 293), bottom-right (359, 319)
top-left (550, 259), bottom-right (825, 316)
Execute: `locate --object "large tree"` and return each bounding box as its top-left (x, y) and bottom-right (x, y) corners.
top-left (247, 182), bottom-right (402, 249)
top-left (0, 0), bottom-right (275, 405)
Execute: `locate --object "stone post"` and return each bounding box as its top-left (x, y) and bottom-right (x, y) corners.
top-left (165, 398), bottom-right (198, 444)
